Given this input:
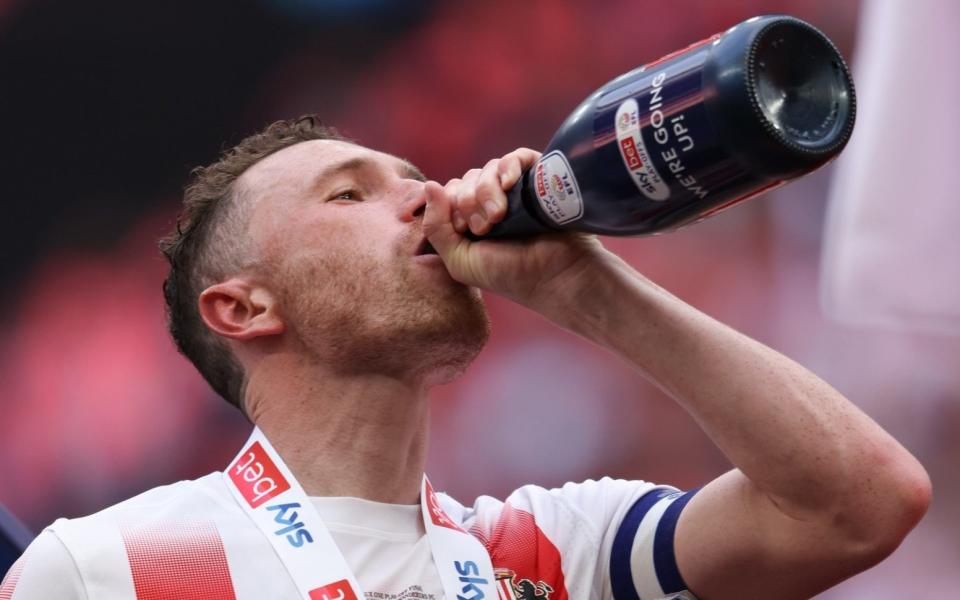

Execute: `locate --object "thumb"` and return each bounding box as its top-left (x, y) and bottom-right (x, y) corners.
top-left (423, 180), bottom-right (466, 260)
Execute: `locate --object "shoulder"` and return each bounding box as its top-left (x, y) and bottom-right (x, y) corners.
top-left (442, 478), bottom-right (670, 600)
top-left (1, 530), bottom-right (86, 599)
top-left (41, 472), bottom-right (245, 597)
top-left (52, 471), bottom-right (238, 539)
top-left (450, 477), bottom-right (666, 542)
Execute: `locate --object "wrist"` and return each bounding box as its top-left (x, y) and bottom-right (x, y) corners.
top-left (526, 245), bottom-right (640, 336)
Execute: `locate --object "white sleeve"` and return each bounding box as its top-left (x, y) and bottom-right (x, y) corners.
top-left (0, 530), bottom-right (88, 599)
top-left (549, 478), bottom-right (700, 600)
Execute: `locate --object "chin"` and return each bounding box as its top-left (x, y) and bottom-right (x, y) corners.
top-left (299, 290), bottom-right (491, 383)
top-left (409, 301), bottom-right (491, 386)
top-left (421, 362), bottom-right (471, 387)
top-left (420, 320), bottom-right (490, 385)
top-left (285, 257), bottom-right (491, 380)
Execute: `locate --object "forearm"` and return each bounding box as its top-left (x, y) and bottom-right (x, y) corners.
top-left (535, 249), bottom-right (928, 525)
top-left (428, 154), bottom-right (929, 596)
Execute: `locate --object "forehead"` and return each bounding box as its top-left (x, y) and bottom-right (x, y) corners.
top-left (238, 139), bottom-right (410, 199)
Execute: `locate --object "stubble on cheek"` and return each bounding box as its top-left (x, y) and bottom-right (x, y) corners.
top-left (273, 243), bottom-right (491, 381)
top-left (278, 245), bottom-right (377, 356)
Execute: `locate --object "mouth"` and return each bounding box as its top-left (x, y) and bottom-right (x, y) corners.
top-left (415, 238), bottom-right (439, 256)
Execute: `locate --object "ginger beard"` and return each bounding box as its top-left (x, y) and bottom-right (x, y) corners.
top-left (273, 228), bottom-right (490, 385)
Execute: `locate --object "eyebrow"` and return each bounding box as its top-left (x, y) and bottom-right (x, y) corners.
top-left (400, 161), bottom-right (427, 183)
top-left (310, 156), bottom-right (427, 192)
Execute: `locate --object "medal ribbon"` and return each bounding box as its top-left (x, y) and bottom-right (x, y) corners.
top-left (223, 427), bottom-right (496, 600)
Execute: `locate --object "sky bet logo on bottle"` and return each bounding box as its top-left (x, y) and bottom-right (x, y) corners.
top-left (228, 441), bottom-right (291, 508)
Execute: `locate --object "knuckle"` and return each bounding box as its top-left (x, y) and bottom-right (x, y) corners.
top-left (475, 183), bottom-right (505, 220)
top-left (456, 188), bottom-right (478, 212)
top-left (518, 148), bottom-right (541, 163)
top-left (474, 181), bottom-right (495, 205)
top-left (498, 161), bottom-right (520, 185)
top-left (477, 173), bottom-right (500, 199)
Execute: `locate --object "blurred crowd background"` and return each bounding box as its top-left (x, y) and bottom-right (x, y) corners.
top-left (1, 0), bottom-right (957, 597)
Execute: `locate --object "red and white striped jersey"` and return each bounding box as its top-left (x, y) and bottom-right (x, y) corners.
top-left (1, 473), bottom-right (697, 600)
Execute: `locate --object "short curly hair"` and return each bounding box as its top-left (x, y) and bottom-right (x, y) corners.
top-left (160, 115), bottom-right (348, 411)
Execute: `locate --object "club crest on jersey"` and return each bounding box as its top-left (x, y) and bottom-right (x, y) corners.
top-left (266, 501), bottom-right (314, 548)
top-left (228, 441), bottom-right (291, 508)
top-left (495, 568), bottom-right (554, 600)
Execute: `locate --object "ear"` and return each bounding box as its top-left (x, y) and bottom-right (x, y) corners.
top-left (198, 278), bottom-right (285, 341)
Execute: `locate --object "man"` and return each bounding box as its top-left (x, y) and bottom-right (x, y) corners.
top-left (2, 116), bottom-right (930, 599)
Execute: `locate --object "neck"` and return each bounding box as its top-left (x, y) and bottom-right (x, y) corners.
top-left (245, 353), bottom-right (430, 505)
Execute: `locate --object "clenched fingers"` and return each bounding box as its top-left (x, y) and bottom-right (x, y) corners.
top-left (450, 149), bottom-right (541, 236)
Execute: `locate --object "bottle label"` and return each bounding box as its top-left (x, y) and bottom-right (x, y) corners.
top-left (532, 150), bottom-right (584, 225)
top-left (588, 41), bottom-right (758, 234)
top-left (604, 61), bottom-right (717, 207)
top-left (615, 98), bottom-right (670, 201)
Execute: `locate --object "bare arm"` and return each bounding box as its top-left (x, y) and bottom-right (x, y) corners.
top-left (531, 250), bottom-right (931, 599)
top-left (423, 148), bottom-right (931, 599)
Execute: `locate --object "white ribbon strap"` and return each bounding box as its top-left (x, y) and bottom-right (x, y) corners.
top-left (223, 428), bottom-right (362, 600)
top-left (224, 428), bottom-right (498, 600)
top-left (421, 477), bottom-right (497, 600)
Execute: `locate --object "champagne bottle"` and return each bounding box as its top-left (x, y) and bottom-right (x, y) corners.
top-left (480, 15), bottom-right (856, 238)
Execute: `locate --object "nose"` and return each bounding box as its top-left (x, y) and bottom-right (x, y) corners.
top-left (398, 180), bottom-right (427, 222)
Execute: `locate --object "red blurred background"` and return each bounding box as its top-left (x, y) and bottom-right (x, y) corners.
top-left (1, 0), bottom-right (957, 596)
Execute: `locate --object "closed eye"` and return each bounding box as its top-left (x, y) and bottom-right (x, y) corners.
top-left (330, 189), bottom-right (360, 202)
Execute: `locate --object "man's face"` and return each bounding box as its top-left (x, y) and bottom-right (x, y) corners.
top-left (239, 139), bottom-right (489, 383)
